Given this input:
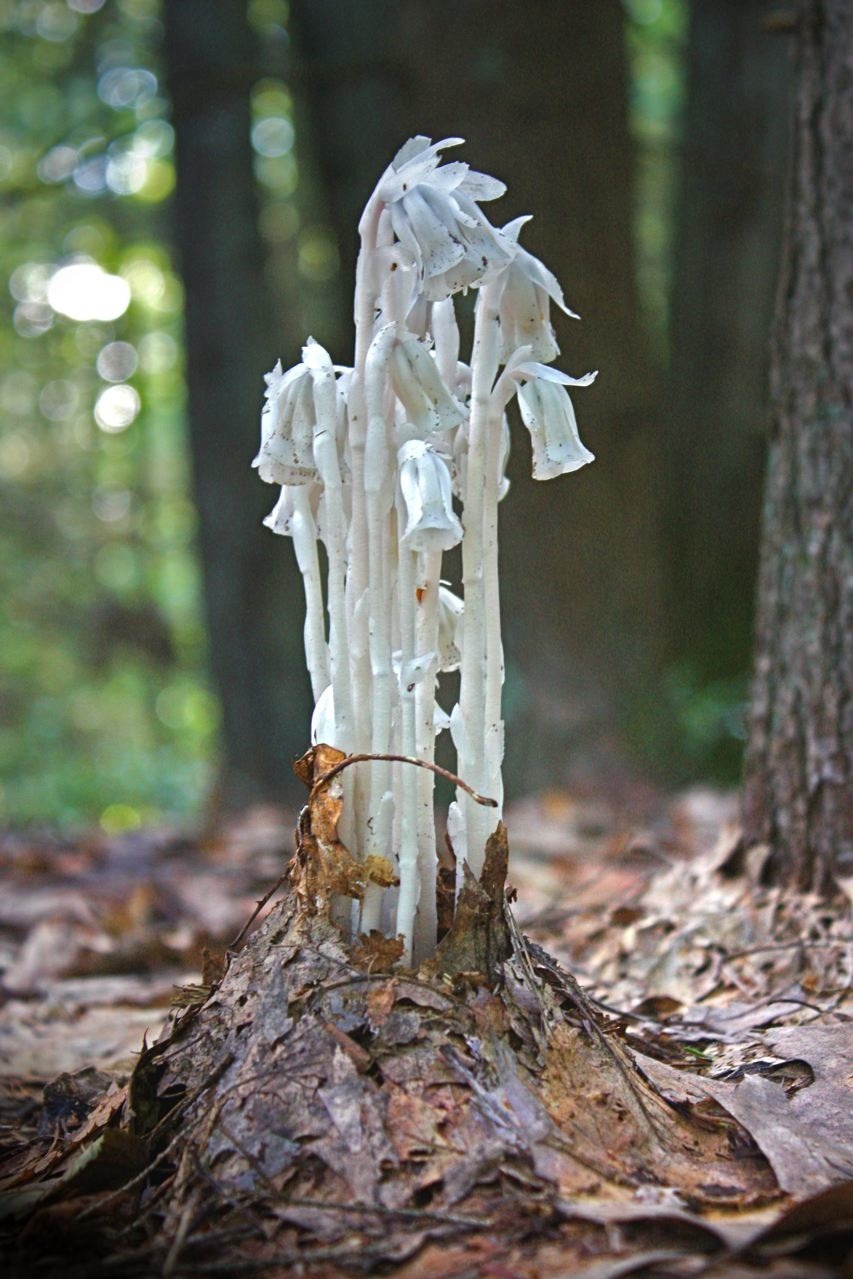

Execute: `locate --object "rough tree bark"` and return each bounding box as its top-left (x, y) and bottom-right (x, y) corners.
top-left (164, 0), bottom-right (311, 810)
top-left (289, 0), bottom-right (663, 792)
top-left (665, 0), bottom-right (793, 750)
top-left (742, 0), bottom-right (852, 890)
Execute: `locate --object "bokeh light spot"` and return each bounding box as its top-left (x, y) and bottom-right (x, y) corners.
top-left (92, 487), bottom-right (132, 523)
top-left (14, 303), bottom-right (54, 337)
top-left (137, 330), bottom-right (177, 373)
top-left (251, 116), bottom-right (294, 158)
top-left (100, 803), bottom-right (142, 834)
top-left (38, 144), bottom-right (78, 184)
top-left (97, 340), bottom-right (138, 382)
top-left (98, 67), bottom-right (158, 110)
top-left (297, 227), bottom-right (339, 282)
top-left (39, 379), bottom-right (79, 421)
top-left (48, 262), bottom-right (131, 322)
top-left (95, 383), bottom-right (140, 432)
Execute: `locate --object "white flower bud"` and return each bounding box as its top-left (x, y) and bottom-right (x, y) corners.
top-left (397, 439), bottom-right (463, 552)
top-left (262, 483), bottom-right (321, 536)
top-left (514, 362), bottom-right (597, 481)
top-left (391, 334), bottom-right (466, 437)
top-left (253, 359), bottom-right (317, 485)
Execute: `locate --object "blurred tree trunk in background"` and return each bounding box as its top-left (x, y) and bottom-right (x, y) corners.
top-left (291, 0), bottom-right (663, 794)
top-left (664, 0), bottom-right (793, 771)
top-left (164, 0), bottom-right (310, 810)
top-left (743, 0), bottom-right (852, 890)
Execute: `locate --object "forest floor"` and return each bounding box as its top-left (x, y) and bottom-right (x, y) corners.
top-left (0, 782), bottom-right (851, 1277)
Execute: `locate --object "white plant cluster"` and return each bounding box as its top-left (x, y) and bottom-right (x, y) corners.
top-left (255, 137), bottom-right (596, 963)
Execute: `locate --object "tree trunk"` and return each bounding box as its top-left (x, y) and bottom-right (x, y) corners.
top-left (665, 0), bottom-right (793, 771)
top-left (742, 0), bottom-right (852, 890)
top-left (290, 0), bottom-right (663, 793)
top-left (164, 0), bottom-right (311, 811)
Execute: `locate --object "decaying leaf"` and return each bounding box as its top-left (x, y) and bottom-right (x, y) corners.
top-left (290, 745), bottom-right (368, 909)
top-left (364, 852), bottom-right (399, 887)
top-left (351, 931), bottom-right (405, 971)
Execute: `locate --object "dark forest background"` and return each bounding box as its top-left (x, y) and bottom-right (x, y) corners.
top-left (0, 0), bottom-right (795, 830)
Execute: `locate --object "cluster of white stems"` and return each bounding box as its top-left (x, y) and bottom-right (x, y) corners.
top-left (255, 137), bottom-right (596, 964)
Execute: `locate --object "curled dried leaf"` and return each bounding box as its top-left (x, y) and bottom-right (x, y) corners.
top-left (364, 853), bottom-right (399, 888)
top-left (291, 744), bottom-right (365, 914)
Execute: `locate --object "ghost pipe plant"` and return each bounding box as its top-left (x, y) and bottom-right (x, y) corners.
top-left (255, 136), bottom-right (596, 964)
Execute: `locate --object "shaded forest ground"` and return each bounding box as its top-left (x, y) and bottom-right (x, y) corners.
top-left (1, 784), bottom-right (851, 1277)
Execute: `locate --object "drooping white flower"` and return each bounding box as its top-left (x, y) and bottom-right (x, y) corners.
top-left (262, 480), bottom-right (318, 537)
top-left (377, 136), bottom-right (513, 301)
top-left (253, 358), bottom-right (317, 486)
top-left (513, 362), bottom-right (597, 481)
top-left (391, 333), bottom-right (466, 437)
top-left (397, 438), bottom-right (463, 552)
top-left (496, 217), bottom-right (579, 363)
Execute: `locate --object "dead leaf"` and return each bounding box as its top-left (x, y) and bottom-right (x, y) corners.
top-left (364, 853), bottom-right (399, 887)
top-left (351, 932), bottom-right (405, 972)
top-left (290, 746), bottom-right (368, 910)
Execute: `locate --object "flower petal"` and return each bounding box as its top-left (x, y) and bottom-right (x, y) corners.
top-left (515, 361), bottom-right (598, 386)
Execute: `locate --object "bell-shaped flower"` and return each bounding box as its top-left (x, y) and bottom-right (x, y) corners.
top-left (253, 358), bottom-right (317, 486)
top-left (263, 484), bottom-right (297, 537)
top-left (377, 136), bottom-right (513, 301)
top-left (437, 584), bottom-right (464, 671)
top-left (514, 362), bottom-right (597, 481)
top-left (397, 439), bottom-right (463, 552)
top-left (496, 217), bottom-right (579, 363)
top-left (263, 481), bottom-right (336, 547)
top-left (391, 333), bottom-right (466, 438)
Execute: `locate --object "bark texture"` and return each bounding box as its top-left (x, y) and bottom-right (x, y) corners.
top-left (164, 1), bottom-right (311, 810)
top-left (742, 0), bottom-right (852, 889)
top-left (665, 0), bottom-right (793, 730)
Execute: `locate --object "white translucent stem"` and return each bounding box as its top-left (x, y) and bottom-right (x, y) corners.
top-left (290, 487), bottom-right (330, 702)
top-left (432, 296), bottom-right (460, 387)
top-left (364, 327), bottom-right (396, 850)
top-left (458, 279), bottom-right (503, 877)
top-left (394, 498), bottom-right (420, 963)
top-left (347, 201), bottom-right (382, 762)
top-left (482, 399), bottom-right (505, 825)
top-left (413, 549), bottom-right (442, 961)
top-left (311, 366), bottom-right (353, 750)
top-left (360, 786), bottom-right (394, 934)
top-left (360, 882), bottom-right (383, 934)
